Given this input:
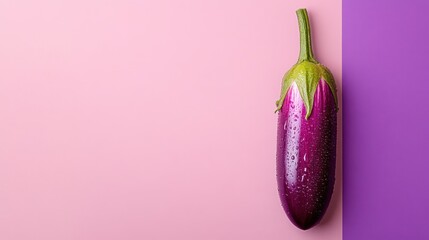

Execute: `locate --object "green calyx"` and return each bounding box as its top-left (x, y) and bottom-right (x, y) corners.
top-left (275, 61), bottom-right (338, 118)
top-left (275, 8), bottom-right (338, 119)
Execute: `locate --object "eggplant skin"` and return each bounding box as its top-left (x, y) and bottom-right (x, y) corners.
top-left (276, 79), bottom-right (337, 230)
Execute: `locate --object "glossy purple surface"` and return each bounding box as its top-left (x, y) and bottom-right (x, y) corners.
top-left (276, 80), bottom-right (337, 230)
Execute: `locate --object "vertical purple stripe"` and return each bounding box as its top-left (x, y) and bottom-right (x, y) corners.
top-left (343, 1), bottom-right (429, 239)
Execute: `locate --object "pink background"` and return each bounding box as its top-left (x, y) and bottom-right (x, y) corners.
top-left (0, 1), bottom-right (341, 239)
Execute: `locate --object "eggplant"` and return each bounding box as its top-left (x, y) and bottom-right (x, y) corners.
top-left (275, 9), bottom-right (338, 230)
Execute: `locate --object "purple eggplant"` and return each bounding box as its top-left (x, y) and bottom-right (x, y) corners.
top-left (275, 9), bottom-right (338, 230)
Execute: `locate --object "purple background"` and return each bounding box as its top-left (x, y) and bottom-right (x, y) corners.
top-left (343, 0), bottom-right (429, 239)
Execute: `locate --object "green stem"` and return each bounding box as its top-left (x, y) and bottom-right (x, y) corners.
top-left (296, 9), bottom-right (317, 63)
